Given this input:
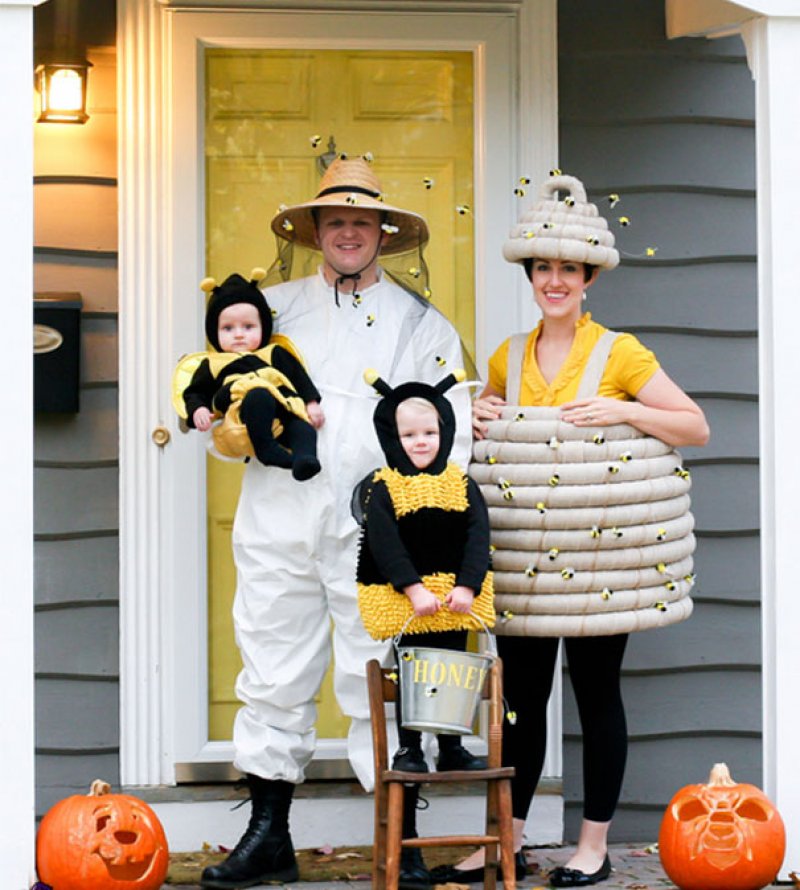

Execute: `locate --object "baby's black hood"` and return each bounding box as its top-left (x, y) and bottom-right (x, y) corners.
top-left (203, 269), bottom-right (273, 352)
top-left (365, 369), bottom-right (465, 475)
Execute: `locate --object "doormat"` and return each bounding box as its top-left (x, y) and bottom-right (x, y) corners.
top-left (168, 845), bottom-right (480, 884)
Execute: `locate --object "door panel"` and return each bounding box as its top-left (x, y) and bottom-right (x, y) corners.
top-left (205, 48), bottom-right (474, 740)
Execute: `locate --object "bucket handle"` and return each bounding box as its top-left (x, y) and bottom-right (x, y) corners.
top-left (393, 611), bottom-right (498, 658)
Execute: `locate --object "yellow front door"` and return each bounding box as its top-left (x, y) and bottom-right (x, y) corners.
top-left (205, 48), bottom-right (475, 741)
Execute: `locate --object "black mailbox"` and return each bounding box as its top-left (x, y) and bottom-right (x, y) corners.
top-left (34, 293), bottom-right (82, 413)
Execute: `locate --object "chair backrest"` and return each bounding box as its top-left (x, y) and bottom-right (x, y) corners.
top-left (366, 656), bottom-right (507, 777)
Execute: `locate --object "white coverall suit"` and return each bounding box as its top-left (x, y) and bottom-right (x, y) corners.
top-left (232, 268), bottom-right (471, 790)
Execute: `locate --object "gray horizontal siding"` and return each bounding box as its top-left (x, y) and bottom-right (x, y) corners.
top-left (558, 0), bottom-right (758, 842)
top-left (34, 51), bottom-right (120, 819)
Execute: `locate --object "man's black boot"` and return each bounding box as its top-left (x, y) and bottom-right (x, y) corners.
top-left (200, 776), bottom-right (299, 889)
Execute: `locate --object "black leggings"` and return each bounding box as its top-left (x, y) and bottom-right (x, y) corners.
top-left (500, 634), bottom-right (628, 823)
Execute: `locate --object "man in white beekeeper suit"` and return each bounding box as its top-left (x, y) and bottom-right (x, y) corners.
top-left (201, 157), bottom-right (471, 890)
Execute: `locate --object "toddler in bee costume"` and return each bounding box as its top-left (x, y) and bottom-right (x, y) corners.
top-left (357, 368), bottom-right (495, 889)
top-left (176, 269), bottom-right (323, 480)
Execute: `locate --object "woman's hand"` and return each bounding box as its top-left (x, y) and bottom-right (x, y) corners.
top-left (404, 583), bottom-right (442, 617)
top-left (306, 400), bottom-right (325, 429)
top-left (472, 393), bottom-right (506, 440)
top-left (560, 397), bottom-right (635, 428)
top-left (445, 585), bottom-right (475, 614)
top-left (193, 406), bottom-right (213, 432)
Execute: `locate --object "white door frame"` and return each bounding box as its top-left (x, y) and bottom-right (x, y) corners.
top-left (117, 0), bottom-right (558, 787)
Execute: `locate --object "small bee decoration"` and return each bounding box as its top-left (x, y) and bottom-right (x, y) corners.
top-left (497, 478), bottom-right (511, 491)
top-left (352, 295), bottom-right (362, 308)
top-left (487, 455), bottom-right (497, 465)
top-left (655, 601), bottom-right (668, 612)
top-left (549, 168), bottom-right (562, 176)
top-left (620, 451), bottom-right (633, 463)
top-left (586, 236), bottom-right (600, 246)
top-left (387, 671), bottom-right (398, 684)
top-left (593, 433), bottom-right (606, 445)
top-left (339, 152), bottom-right (349, 160)
top-left (664, 580), bottom-right (677, 592)
top-left (536, 501), bottom-right (547, 514)
top-left (524, 231), bottom-right (535, 240)
top-left (277, 203), bottom-right (288, 213)
top-left (549, 474), bottom-right (560, 487)
top-left (590, 526), bottom-right (602, 539)
top-left (503, 490), bottom-right (515, 502)
top-left (548, 436), bottom-right (560, 450)
top-left (423, 176), bottom-right (435, 190)
top-left (456, 204), bottom-right (471, 216)
top-left (489, 544), bottom-right (496, 554)
top-left (608, 193), bottom-right (620, 208)
top-left (618, 216), bottom-right (631, 227)
top-left (608, 465), bottom-right (620, 475)
top-left (548, 547), bottom-right (560, 561)
top-left (656, 527), bottom-right (667, 542)
top-left (645, 247), bottom-right (658, 257)
top-left (564, 196), bottom-right (575, 207)
top-left (282, 219), bottom-right (294, 232)
top-left (519, 177), bottom-right (531, 186)
top-left (514, 411), bottom-right (525, 421)
top-left (408, 267), bottom-right (421, 279)
top-left (525, 565), bottom-right (538, 578)
top-left (611, 527), bottom-right (624, 538)
top-left (501, 609), bottom-right (515, 622)
top-left (423, 287), bottom-right (432, 299)
top-left (381, 223), bottom-right (399, 235)
top-left (601, 588), bottom-right (613, 601)
top-left (425, 687), bottom-right (438, 698)
top-left (657, 562), bottom-right (668, 574)
top-left (513, 187), bottom-right (526, 198)
top-left (541, 222), bottom-right (554, 230)
top-left (561, 567), bottom-right (575, 580)
top-left (271, 308), bottom-right (278, 318)
top-left (310, 134), bottom-right (322, 148)
top-left (506, 710), bottom-right (518, 726)
top-left (345, 194), bottom-right (359, 205)
top-left (435, 355), bottom-right (447, 367)
top-left (674, 466), bottom-right (691, 481)
top-left (402, 651), bottom-right (413, 661)
top-left (684, 572), bottom-right (696, 585)
top-left (362, 151), bottom-right (374, 163)
top-left (366, 314), bottom-right (376, 327)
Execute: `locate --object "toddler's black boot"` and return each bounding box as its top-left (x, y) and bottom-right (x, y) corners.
top-left (200, 776), bottom-right (299, 889)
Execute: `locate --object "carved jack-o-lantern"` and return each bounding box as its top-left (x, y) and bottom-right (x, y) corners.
top-left (659, 763), bottom-right (786, 890)
top-left (36, 779), bottom-right (169, 890)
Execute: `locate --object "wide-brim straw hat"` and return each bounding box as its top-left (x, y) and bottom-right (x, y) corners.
top-left (503, 174), bottom-right (619, 270)
top-left (271, 158), bottom-right (429, 256)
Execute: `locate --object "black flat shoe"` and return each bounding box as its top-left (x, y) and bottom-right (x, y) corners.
top-left (549, 854), bottom-right (611, 887)
top-left (392, 746), bottom-right (429, 773)
top-left (429, 850), bottom-right (528, 884)
top-left (436, 744), bottom-right (488, 772)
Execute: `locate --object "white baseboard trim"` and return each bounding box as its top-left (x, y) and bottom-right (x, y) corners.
top-left (152, 792), bottom-right (563, 852)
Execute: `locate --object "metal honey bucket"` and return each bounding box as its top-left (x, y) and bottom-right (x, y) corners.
top-left (394, 614), bottom-right (497, 735)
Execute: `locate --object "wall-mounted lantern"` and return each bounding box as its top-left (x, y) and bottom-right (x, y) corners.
top-left (35, 61), bottom-right (91, 124)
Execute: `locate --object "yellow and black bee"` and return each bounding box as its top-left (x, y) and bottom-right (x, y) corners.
top-left (310, 134), bottom-right (322, 148)
top-left (549, 474), bottom-right (560, 487)
top-left (366, 314), bottom-right (376, 327)
top-left (601, 588), bottom-right (613, 600)
top-left (423, 177), bottom-right (435, 190)
top-left (561, 567), bottom-right (575, 580)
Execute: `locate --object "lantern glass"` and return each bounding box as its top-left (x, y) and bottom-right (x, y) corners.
top-left (36, 63), bottom-right (90, 124)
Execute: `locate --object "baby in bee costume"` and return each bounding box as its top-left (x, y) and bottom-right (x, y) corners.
top-left (175, 269), bottom-right (323, 481)
top-left (356, 369), bottom-right (495, 889)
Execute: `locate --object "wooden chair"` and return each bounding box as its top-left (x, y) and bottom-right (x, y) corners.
top-left (367, 656), bottom-right (516, 890)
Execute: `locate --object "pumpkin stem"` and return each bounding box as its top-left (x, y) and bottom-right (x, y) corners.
top-left (88, 779), bottom-right (112, 797)
top-left (707, 763), bottom-right (736, 787)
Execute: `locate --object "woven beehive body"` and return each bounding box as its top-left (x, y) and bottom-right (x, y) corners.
top-left (470, 406), bottom-right (695, 636)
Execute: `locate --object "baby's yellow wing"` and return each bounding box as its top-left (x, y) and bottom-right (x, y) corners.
top-left (269, 333), bottom-right (307, 368)
top-left (171, 352), bottom-right (208, 419)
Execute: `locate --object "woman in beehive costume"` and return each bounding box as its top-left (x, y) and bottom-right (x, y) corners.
top-left (431, 174), bottom-right (709, 889)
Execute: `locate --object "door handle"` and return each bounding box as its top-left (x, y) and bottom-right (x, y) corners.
top-left (152, 426), bottom-right (171, 447)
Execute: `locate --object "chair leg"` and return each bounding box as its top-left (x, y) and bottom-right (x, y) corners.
top-left (498, 778), bottom-right (516, 890)
top-left (373, 784), bottom-right (388, 890)
top-left (386, 782), bottom-right (405, 890)
top-left (483, 779), bottom-right (499, 890)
